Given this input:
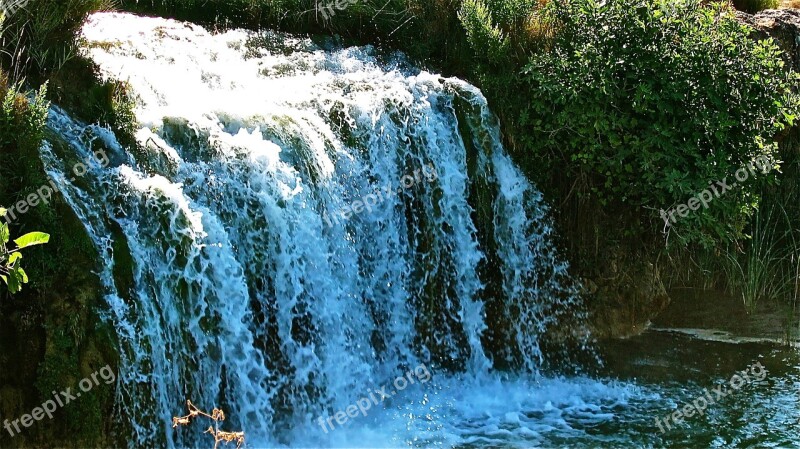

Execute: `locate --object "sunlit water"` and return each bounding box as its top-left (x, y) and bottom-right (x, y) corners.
top-left (37, 11), bottom-right (800, 448)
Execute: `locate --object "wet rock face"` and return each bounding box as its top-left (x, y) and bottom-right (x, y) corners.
top-left (582, 254), bottom-right (671, 340)
top-left (0, 285), bottom-right (117, 448)
top-left (737, 9), bottom-right (800, 71)
top-left (0, 304), bottom-right (41, 432)
top-left (0, 204), bottom-right (118, 448)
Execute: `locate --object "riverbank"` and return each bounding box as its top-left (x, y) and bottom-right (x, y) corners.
top-left (651, 288), bottom-right (799, 345)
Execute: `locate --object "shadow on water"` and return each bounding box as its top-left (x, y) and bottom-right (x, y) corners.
top-left (593, 330), bottom-right (800, 448)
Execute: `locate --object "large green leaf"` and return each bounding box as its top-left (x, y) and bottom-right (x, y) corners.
top-left (13, 232), bottom-right (50, 249)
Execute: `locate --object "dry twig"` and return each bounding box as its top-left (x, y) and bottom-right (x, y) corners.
top-left (173, 400), bottom-right (245, 449)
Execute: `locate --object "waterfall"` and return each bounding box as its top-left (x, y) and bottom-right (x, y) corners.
top-left (41, 12), bottom-right (587, 447)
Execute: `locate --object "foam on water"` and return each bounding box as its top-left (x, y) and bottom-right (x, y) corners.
top-left (280, 374), bottom-right (649, 448)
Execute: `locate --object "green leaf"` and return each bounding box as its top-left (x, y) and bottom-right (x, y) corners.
top-left (0, 223), bottom-right (8, 245)
top-left (7, 252), bottom-right (21, 265)
top-left (17, 267), bottom-right (27, 284)
top-left (0, 207), bottom-right (6, 217)
top-left (13, 232), bottom-right (50, 249)
top-left (7, 270), bottom-right (20, 294)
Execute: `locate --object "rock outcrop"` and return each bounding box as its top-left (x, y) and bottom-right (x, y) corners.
top-left (738, 9), bottom-right (800, 71)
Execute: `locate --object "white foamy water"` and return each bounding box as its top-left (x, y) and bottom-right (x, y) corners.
top-left (38, 11), bottom-right (604, 448)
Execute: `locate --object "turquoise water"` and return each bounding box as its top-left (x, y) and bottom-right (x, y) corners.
top-left (276, 331), bottom-right (799, 448)
top-left (593, 331), bottom-right (800, 448)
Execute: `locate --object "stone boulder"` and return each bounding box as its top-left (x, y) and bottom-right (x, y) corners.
top-left (737, 9), bottom-right (800, 71)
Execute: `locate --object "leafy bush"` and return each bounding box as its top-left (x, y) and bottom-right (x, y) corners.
top-left (733, 0), bottom-right (779, 14)
top-left (0, 73), bottom-right (48, 150)
top-left (520, 0), bottom-right (799, 247)
top-left (460, 0), bottom-right (513, 65)
top-left (459, 0), bottom-right (546, 65)
top-left (0, 74), bottom-right (50, 217)
top-left (0, 73), bottom-right (51, 294)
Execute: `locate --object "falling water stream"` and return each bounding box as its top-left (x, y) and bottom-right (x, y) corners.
top-left (38, 12), bottom-right (800, 449)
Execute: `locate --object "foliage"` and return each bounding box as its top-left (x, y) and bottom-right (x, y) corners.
top-left (0, 0), bottom-right (111, 77)
top-left (0, 74), bottom-right (48, 150)
top-left (723, 205), bottom-right (796, 313)
top-left (732, 0), bottom-right (779, 13)
top-left (519, 0), bottom-right (799, 247)
top-left (460, 0), bottom-right (512, 65)
top-left (460, 0), bottom-right (549, 66)
top-left (0, 73), bottom-right (51, 294)
top-left (0, 208), bottom-right (50, 293)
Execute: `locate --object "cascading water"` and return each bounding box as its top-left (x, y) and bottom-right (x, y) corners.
top-left (38, 12), bottom-right (614, 448)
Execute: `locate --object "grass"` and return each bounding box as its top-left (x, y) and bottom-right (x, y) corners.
top-left (724, 204), bottom-right (800, 314)
top-left (734, 0), bottom-right (780, 12)
top-left (0, 0), bottom-right (113, 79)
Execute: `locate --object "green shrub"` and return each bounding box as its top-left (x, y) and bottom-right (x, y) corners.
top-left (0, 73), bottom-right (49, 201)
top-left (520, 0), bottom-right (799, 247)
top-left (458, 0), bottom-right (551, 152)
top-left (0, 74), bottom-right (48, 149)
top-left (0, 73), bottom-right (51, 294)
top-left (733, 0), bottom-right (779, 14)
top-left (460, 0), bottom-right (513, 65)
top-left (459, 0), bottom-right (545, 64)
top-left (0, 74), bottom-right (50, 219)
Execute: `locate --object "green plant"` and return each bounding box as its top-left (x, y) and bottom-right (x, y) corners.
top-left (0, 208), bottom-right (50, 293)
top-left (0, 0), bottom-right (111, 77)
top-left (520, 0), bottom-right (799, 248)
top-left (460, 0), bottom-right (549, 65)
top-left (0, 74), bottom-right (48, 150)
top-left (0, 72), bottom-right (51, 296)
top-left (732, 0), bottom-right (779, 13)
top-left (723, 204), bottom-right (798, 313)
